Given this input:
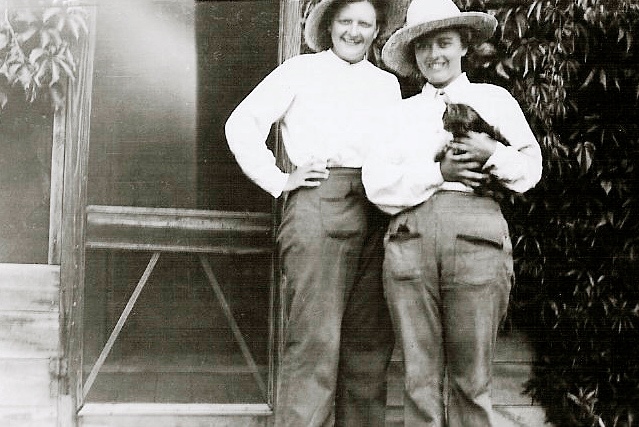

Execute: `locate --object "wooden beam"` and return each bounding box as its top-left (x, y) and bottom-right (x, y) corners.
top-left (0, 264), bottom-right (61, 426)
top-left (49, 91), bottom-right (67, 265)
top-left (0, 359), bottom-right (58, 406)
top-left (275, 0), bottom-right (301, 175)
top-left (79, 403), bottom-right (272, 416)
top-left (59, 4), bottom-right (97, 423)
top-left (85, 205), bottom-right (273, 254)
top-left (78, 404), bottom-right (271, 427)
top-left (0, 264), bottom-right (59, 311)
top-left (0, 312), bottom-right (59, 358)
top-left (278, 0), bottom-right (302, 64)
top-left (79, 415), bottom-right (267, 427)
top-left (200, 255), bottom-right (268, 401)
top-left (272, 2), bottom-right (306, 420)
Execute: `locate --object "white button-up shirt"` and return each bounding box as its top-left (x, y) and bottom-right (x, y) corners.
top-left (225, 49), bottom-right (401, 198)
top-left (363, 73), bottom-right (543, 215)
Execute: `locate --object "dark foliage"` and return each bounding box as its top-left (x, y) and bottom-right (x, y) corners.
top-left (455, 0), bottom-right (639, 425)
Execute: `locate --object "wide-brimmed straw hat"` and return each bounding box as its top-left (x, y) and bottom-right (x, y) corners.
top-left (382, 0), bottom-right (497, 77)
top-left (304, 0), bottom-right (407, 52)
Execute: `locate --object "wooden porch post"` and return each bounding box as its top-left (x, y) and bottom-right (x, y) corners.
top-left (271, 2), bottom-right (303, 422)
top-left (278, 0), bottom-right (303, 64)
top-left (58, 5), bottom-right (97, 426)
top-left (276, 0), bottom-right (302, 175)
top-left (49, 90), bottom-right (66, 265)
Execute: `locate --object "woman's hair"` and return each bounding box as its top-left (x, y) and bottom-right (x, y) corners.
top-left (316, 0), bottom-right (388, 47)
top-left (412, 25), bottom-right (476, 50)
top-left (408, 26), bottom-right (478, 84)
top-left (450, 26), bottom-right (474, 48)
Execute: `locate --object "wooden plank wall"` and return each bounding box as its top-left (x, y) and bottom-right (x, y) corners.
top-left (0, 264), bottom-right (61, 427)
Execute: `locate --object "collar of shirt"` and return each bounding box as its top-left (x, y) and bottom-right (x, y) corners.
top-left (421, 73), bottom-right (471, 100)
top-left (323, 48), bottom-right (373, 71)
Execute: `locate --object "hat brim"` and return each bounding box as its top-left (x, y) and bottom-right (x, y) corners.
top-left (304, 0), bottom-right (407, 52)
top-left (381, 13), bottom-right (497, 77)
top-left (304, 0), bottom-right (335, 52)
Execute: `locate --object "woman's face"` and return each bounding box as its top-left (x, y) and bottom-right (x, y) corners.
top-left (414, 28), bottom-right (468, 88)
top-left (329, 1), bottom-right (379, 64)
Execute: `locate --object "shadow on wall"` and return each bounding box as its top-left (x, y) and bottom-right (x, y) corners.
top-left (0, 89), bottom-right (53, 264)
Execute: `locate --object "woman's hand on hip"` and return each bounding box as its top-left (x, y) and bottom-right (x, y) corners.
top-left (283, 161), bottom-right (330, 191)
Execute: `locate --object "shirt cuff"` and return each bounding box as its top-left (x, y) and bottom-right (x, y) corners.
top-left (432, 162), bottom-right (445, 184)
top-left (269, 172), bottom-right (290, 198)
top-left (483, 143), bottom-right (509, 172)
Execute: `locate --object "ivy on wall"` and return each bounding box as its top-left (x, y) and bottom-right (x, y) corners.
top-left (0, 0), bottom-right (86, 110)
top-left (455, 0), bottom-right (639, 425)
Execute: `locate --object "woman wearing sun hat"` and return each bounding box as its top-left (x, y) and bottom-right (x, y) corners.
top-left (362, 0), bottom-right (543, 425)
top-left (225, 1), bottom-right (402, 425)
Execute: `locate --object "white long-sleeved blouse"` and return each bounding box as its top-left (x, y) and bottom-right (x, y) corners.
top-left (363, 73), bottom-right (543, 215)
top-left (225, 49), bottom-right (401, 198)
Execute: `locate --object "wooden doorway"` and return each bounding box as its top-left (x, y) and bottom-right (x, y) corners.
top-left (60, 1), bottom-right (291, 426)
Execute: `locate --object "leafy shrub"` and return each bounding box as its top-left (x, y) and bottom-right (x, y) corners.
top-left (0, 1), bottom-right (86, 110)
top-left (458, 0), bottom-right (639, 425)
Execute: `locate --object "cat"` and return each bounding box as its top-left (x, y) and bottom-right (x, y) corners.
top-left (437, 103), bottom-right (510, 200)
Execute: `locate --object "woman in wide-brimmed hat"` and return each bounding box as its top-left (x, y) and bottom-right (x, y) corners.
top-left (362, 0), bottom-right (543, 425)
top-left (381, 0), bottom-right (497, 78)
top-left (225, 1), bottom-right (401, 426)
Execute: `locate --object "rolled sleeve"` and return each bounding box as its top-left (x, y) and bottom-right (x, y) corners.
top-left (461, 87), bottom-right (543, 194)
top-left (484, 141), bottom-right (542, 193)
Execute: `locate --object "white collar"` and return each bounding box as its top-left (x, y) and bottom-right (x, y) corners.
top-left (421, 73), bottom-right (470, 98)
top-left (324, 49), bottom-right (371, 69)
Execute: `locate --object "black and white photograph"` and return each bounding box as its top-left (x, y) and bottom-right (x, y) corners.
top-left (0, 0), bottom-right (637, 426)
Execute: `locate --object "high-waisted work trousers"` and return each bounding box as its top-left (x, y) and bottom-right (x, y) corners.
top-left (275, 168), bottom-right (394, 426)
top-left (384, 191), bottom-right (513, 426)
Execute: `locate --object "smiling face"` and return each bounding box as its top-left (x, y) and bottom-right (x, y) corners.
top-left (413, 28), bottom-right (468, 88)
top-left (329, 1), bottom-right (379, 64)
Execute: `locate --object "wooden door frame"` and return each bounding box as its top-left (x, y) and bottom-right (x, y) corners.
top-left (58, 1), bottom-right (304, 425)
top-left (273, 0), bottom-right (301, 417)
top-left (58, 4), bottom-right (97, 426)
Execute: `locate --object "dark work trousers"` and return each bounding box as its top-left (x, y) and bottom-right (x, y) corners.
top-left (384, 191), bottom-right (513, 426)
top-left (275, 168), bottom-right (394, 427)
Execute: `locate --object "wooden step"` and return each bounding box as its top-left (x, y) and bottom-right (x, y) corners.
top-left (386, 330), bottom-right (553, 426)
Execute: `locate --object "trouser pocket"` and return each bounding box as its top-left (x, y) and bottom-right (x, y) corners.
top-left (451, 214), bottom-right (513, 288)
top-left (320, 179), bottom-right (365, 239)
top-left (385, 222), bottom-right (422, 281)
